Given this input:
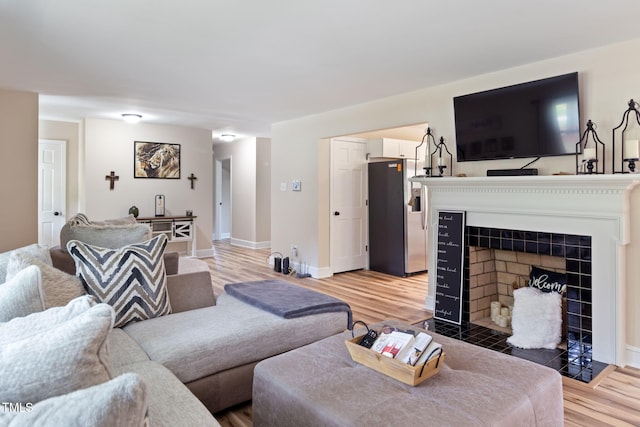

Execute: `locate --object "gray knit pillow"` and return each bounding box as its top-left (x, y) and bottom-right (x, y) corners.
top-left (1, 373), bottom-right (149, 427)
top-left (0, 301), bottom-right (114, 403)
top-left (6, 253), bottom-right (87, 308)
top-left (0, 243), bottom-right (52, 284)
top-left (0, 265), bottom-right (45, 322)
top-left (67, 234), bottom-right (171, 327)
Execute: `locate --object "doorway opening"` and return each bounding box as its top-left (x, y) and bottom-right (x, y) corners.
top-left (214, 158), bottom-right (231, 240)
top-left (327, 123), bottom-right (429, 276)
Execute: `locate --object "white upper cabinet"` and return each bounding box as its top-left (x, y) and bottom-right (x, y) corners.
top-left (367, 138), bottom-right (425, 160)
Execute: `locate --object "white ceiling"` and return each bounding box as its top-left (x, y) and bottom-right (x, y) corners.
top-left (1, 1), bottom-right (639, 139)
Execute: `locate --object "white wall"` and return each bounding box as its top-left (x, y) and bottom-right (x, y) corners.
top-left (83, 118), bottom-right (213, 256)
top-left (271, 38), bottom-right (640, 356)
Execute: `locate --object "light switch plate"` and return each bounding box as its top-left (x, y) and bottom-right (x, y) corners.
top-left (280, 182), bottom-right (287, 191)
top-left (292, 180), bottom-right (301, 191)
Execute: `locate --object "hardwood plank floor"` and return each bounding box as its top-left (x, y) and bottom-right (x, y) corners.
top-left (204, 240), bottom-right (640, 427)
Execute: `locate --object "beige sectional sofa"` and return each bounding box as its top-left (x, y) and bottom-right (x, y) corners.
top-left (0, 224), bottom-right (350, 425)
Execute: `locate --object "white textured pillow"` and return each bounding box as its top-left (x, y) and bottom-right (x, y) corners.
top-left (0, 243), bottom-right (52, 284)
top-left (0, 295), bottom-right (96, 343)
top-left (6, 252), bottom-right (86, 308)
top-left (507, 286), bottom-right (562, 350)
top-left (1, 373), bottom-right (148, 427)
top-left (0, 302), bottom-right (114, 403)
top-left (0, 265), bottom-right (45, 321)
top-left (67, 234), bottom-right (171, 327)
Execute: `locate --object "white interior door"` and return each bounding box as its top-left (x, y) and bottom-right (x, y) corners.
top-left (330, 138), bottom-right (367, 273)
top-left (38, 139), bottom-right (66, 247)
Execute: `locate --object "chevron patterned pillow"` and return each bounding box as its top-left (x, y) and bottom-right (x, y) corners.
top-left (67, 234), bottom-right (171, 327)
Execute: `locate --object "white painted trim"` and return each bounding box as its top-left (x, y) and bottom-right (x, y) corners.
top-left (313, 265), bottom-right (333, 279)
top-left (625, 345), bottom-right (640, 368)
top-left (195, 248), bottom-right (214, 258)
top-left (230, 237), bottom-right (271, 249)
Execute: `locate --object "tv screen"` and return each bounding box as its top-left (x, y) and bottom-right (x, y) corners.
top-left (454, 72), bottom-right (580, 162)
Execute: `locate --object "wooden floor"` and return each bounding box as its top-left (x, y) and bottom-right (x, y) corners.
top-left (204, 240), bottom-right (640, 427)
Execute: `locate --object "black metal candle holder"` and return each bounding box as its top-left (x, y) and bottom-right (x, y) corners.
top-left (415, 127), bottom-right (436, 177)
top-left (575, 120), bottom-right (605, 175)
top-left (429, 137), bottom-right (453, 177)
top-left (612, 99), bottom-right (640, 174)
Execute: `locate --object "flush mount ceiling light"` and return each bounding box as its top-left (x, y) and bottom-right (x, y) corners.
top-left (122, 113), bottom-right (142, 124)
top-left (220, 134), bottom-right (235, 142)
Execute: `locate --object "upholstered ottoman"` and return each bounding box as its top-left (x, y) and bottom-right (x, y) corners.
top-left (253, 320), bottom-right (563, 427)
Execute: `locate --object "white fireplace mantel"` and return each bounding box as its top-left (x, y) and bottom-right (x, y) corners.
top-left (410, 174), bottom-right (640, 365)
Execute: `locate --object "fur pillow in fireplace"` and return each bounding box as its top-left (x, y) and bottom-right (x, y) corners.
top-left (507, 286), bottom-right (562, 350)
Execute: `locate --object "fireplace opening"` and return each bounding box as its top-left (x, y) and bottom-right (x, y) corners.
top-left (468, 247), bottom-right (567, 340)
top-left (464, 227), bottom-right (592, 355)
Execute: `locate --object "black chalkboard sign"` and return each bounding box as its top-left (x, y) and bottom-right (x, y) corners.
top-left (434, 211), bottom-right (466, 324)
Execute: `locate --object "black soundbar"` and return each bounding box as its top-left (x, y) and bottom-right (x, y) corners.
top-left (487, 168), bottom-right (538, 176)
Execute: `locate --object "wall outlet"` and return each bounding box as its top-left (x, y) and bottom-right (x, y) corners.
top-left (291, 244), bottom-right (298, 258)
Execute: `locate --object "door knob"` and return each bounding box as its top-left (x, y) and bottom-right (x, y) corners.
top-left (53, 211), bottom-right (61, 216)
top-left (334, 211), bottom-right (340, 216)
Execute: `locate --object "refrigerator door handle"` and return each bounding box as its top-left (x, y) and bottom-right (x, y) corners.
top-left (421, 186), bottom-right (427, 230)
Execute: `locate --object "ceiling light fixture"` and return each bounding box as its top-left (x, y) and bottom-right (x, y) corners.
top-left (122, 113), bottom-right (142, 124)
top-left (220, 134), bottom-right (235, 142)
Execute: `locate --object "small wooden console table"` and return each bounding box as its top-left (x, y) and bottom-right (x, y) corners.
top-left (136, 216), bottom-right (197, 257)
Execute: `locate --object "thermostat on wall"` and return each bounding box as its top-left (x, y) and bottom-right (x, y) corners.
top-left (292, 180), bottom-right (301, 191)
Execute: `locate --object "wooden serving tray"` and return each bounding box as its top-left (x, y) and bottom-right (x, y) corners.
top-left (345, 335), bottom-right (445, 386)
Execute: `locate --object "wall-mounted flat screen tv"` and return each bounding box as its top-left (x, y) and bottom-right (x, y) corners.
top-left (454, 72), bottom-right (580, 162)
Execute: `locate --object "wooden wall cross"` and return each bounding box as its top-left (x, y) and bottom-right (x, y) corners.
top-left (105, 171), bottom-right (119, 190)
top-left (188, 173), bottom-right (198, 190)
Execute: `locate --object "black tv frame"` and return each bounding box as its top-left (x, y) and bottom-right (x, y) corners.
top-left (453, 72), bottom-right (580, 162)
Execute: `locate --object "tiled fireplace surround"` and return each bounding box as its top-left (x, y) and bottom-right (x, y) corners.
top-left (411, 174), bottom-right (640, 366)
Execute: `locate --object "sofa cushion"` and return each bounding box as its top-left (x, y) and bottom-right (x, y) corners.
top-left (123, 293), bottom-right (348, 384)
top-left (107, 328), bottom-right (151, 369)
top-left (0, 265), bottom-right (45, 321)
top-left (0, 243), bottom-right (52, 284)
top-left (68, 234), bottom-right (172, 328)
top-left (6, 252), bottom-right (86, 308)
top-left (0, 300), bottom-right (114, 403)
top-left (1, 373), bottom-right (149, 427)
top-left (113, 361), bottom-right (220, 427)
top-left (60, 213), bottom-right (151, 254)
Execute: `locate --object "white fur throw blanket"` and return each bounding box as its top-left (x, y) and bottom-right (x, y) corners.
top-left (507, 287), bottom-right (562, 350)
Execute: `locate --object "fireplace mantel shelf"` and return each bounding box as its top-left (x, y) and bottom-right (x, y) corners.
top-left (410, 174), bottom-right (640, 192)
top-left (411, 173), bottom-right (640, 365)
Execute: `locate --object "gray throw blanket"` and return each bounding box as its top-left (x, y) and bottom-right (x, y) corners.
top-left (224, 280), bottom-right (353, 329)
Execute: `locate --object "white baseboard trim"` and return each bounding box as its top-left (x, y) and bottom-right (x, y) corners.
top-left (625, 345), bottom-right (640, 368)
top-left (229, 238), bottom-right (271, 250)
top-left (212, 232), bottom-right (231, 240)
top-left (312, 266), bottom-right (333, 279)
top-left (425, 295), bottom-right (435, 311)
top-left (194, 248), bottom-right (214, 258)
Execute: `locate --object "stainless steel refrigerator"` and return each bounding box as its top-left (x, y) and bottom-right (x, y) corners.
top-left (368, 159), bottom-right (428, 276)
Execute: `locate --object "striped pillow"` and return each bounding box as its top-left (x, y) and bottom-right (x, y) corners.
top-left (67, 235), bottom-right (171, 327)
